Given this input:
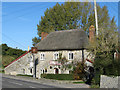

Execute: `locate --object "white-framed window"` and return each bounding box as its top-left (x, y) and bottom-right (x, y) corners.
top-left (40, 53), bottom-right (45, 60)
top-left (53, 52), bottom-right (59, 60)
top-left (68, 52), bottom-right (74, 60)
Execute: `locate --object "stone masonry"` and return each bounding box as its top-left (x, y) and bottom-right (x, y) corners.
top-left (100, 75), bottom-right (119, 88)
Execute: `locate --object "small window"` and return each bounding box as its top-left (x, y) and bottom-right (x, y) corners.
top-left (43, 70), bottom-right (44, 74)
top-left (23, 69), bottom-right (25, 74)
top-left (30, 69), bottom-right (32, 73)
top-left (50, 66), bottom-right (52, 69)
top-left (53, 53), bottom-right (59, 60)
top-left (68, 52), bottom-right (74, 60)
top-left (40, 53), bottom-right (45, 60)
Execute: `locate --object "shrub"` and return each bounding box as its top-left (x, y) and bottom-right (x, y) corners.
top-left (94, 57), bottom-right (120, 77)
top-left (73, 62), bottom-right (85, 80)
top-left (93, 56), bottom-right (120, 85)
top-left (41, 74), bottom-right (74, 80)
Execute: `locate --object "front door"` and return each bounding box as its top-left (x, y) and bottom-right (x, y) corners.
top-left (55, 68), bottom-right (59, 74)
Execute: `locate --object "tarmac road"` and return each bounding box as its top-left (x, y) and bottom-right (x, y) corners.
top-left (1, 73), bottom-right (90, 90)
top-left (2, 77), bottom-right (59, 89)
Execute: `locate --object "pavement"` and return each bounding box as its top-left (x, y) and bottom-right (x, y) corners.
top-left (1, 73), bottom-right (90, 89)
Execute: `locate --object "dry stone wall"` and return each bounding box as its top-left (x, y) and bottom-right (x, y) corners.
top-left (100, 75), bottom-right (120, 89)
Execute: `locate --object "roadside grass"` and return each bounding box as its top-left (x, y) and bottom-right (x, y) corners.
top-left (17, 74), bottom-right (33, 77)
top-left (73, 81), bottom-right (85, 84)
top-left (90, 84), bottom-right (100, 88)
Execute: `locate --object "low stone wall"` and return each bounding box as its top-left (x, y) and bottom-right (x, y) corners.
top-left (100, 75), bottom-right (120, 89)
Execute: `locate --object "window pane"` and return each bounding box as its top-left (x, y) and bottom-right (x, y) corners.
top-left (41, 54), bottom-right (45, 60)
top-left (69, 53), bottom-right (73, 60)
top-left (71, 53), bottom-right (73, 59)
top-left (69, 53), bottom-right (70, 59)
top-left (54, 53), bottom-right (59, 60)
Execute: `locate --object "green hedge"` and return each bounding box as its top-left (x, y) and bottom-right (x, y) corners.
top-left (41, 74), bottom-right (74, 80)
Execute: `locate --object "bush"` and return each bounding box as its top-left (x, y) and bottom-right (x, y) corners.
top-left (73, 62), bottom-right (85, 80)
top-left (0, 70), bottom-right (4, 73)
top-left (92, 56), bottom-right (120, 86)
top-left (94, 57), bottom-right (120, 77)
top-left (41, 74), bottom-right (74, 80)
top-left (93, 70), bottom-right (100, 85)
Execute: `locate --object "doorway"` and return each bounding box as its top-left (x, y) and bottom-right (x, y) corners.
top-left (54, 68), bottom-right (59, 74)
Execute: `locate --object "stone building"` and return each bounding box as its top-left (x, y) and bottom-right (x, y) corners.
top-left (4, 51), bottom-right (33, 75)
top-left (4, 25), bottom-right (95, 78)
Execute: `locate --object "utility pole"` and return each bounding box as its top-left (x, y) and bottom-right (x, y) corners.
top-left (94, 0), bottom-right (98, 36)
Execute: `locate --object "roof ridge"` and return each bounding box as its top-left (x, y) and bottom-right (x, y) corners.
top-left (54, 29), bottom-right (83, 33)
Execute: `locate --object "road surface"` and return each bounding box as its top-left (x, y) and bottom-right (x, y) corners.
top-left (2, 77), bottom-right (59, 89)
top-left (1, 73), bottom-right (90, 89)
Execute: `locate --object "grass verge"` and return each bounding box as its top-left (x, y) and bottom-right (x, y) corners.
top-left (17, 74), bottom-right (33, 77)
top-left (90, 84), bottom-right (100, 88)
top-left (73, 81), bottom-right (85, 84)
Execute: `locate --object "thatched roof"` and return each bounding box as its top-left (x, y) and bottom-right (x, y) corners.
top-left (36, 29), bottom-right (89, 51)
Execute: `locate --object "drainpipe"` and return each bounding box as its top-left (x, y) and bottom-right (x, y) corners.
top-left (82, 49), bottom-right (84, 64)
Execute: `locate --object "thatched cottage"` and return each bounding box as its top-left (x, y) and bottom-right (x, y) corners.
top-left (4, 25), bottom-right (95, 78)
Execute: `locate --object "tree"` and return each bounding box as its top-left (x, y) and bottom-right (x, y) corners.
top-left (88, 16), bottom-right (118, 58)
top-left (87, 16), bottom-right (118, 85)
top-left (33, 2), bottom-right (116, 45)
top-left (1, 44), bottom-right (9, 55)
top-left (32, 37), bottom-right (41, 46)
top-left (1, 44), bottom-right (26, 67)
top-left (33, 2), bottom-right (92, 44)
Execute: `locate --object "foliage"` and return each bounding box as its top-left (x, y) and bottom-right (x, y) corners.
top-left (2, 55), bottom-right (15, 67)
top-left (88, 26), bottom-right (118, 58)
top-left (58, 53), bottom-right (68, 65)
top-left (41, 74), bottom-right (74, 80)
top-left (90, 84), bottom-right (99, 88)
top-left (73, 62), bottom-right (85, 80)
top-left (32, 37), bottom-right (41, 46)
top-left (87, 3), bottom-right (118, 85)
top-left (1, 44), bottom-right (26, 67)
top-left (57, 53), bottom-right (69, 69)
top-left (91, 57), bottom-right (120, 86)
top-left (33, 1), bottom-right (115, 45)
top-left (0, 69), bottom-right (4, 73)
top-left (94, 57), bottom-right (120, 77)
top-left (2, 44), bottom-right (26, 57)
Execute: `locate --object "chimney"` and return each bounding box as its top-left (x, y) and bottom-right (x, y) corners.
top-left (89, 25), bottom-right (95, 42)
top-left (41, 32), bottom-right (48, 40)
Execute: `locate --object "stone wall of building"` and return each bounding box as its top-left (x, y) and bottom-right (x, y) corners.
top-left (35, 50), bottom-right (92, 78)
top-left (4, 52), bottom-right (33, 76)
top-left (4, 50), bottom-right (93, 78)
top-left (100, 75), bottom-right (119, 88)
